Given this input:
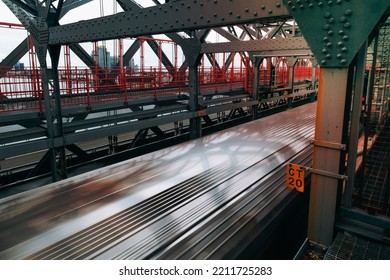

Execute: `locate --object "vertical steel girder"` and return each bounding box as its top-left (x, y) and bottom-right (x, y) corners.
top-left (360, 33), bottom-right (380, 201)
top-left (181, 37), bottom-right (203, 139)
top-left (252, 57), bottom-right (263, 120)
top-left (188, 61), bottom-right (202, 140)
top-left (310, 58), bottom-right (318, 89)
top-left (286, 57), bottom-right (298, 92)
top-left (343, 42), bottom-right (368, 208)
top-left (286, 0), bottom-right (390, 247)
top-left (308, 68), bottom-right (349, 246)
top-left (3, 0), bottom-right (69, 181)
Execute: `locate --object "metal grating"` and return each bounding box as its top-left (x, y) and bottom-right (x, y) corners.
top-left (325, 232), bottom-right (390, 260)
top-left (359, 118), bottom-right (390, 215)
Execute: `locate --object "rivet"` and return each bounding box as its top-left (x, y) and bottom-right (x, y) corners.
top-left (300, 5), bottom-right (304, 9)
top-left (321, 60), bottom-right (327, 65)
top-left (322, 48), bottom-right (328, 53)
top-left (337, 0), bottom-right (342, 4)
top-left (323, 36), bottom-right (329, 41)
top-left (341, 47), bottom-right (347, 52)
top-left (327, 42), bottom-right (332, 47)
top-left (328, 1), bottom-right (333, 5)
top-left (291, 6), bottom-right (296, 10)
top-left (269, 10), bottom-right (273, 14)
top-left (344, 22), bottom-right (351, 28)
top-left (309, 3), bottom-right (314, 8)
top-left (338, 41), bottom-right (344, 47)
top-left (221, 17), bottom-right (224, 21)
top-left (337, 54), bottom-right (343, 58)
top-left (343, 35), bottom-right (349, 41)
top-left (326, 54), bottom-right (331, 59)
top-left (328, 30), bottom-right (334, 35)
top-left (245, 8), bottom-right (249, 13)
top-left (339, 30), bottom-right (345, 35)
top-left (328, 18), bottom-right (335, 23)
top-left (229, 11), bottom-right (233, 15)
top-left (345, 9), bottom-right (352, 16)
top-left (287, 1), bottom-right (293, 5)
top-left (324, 24), bottom-right (330, 30)
top-left (297, 0), bottom-right (302, 4)
top-left (276, 3), bottom-right (281, 8)
top-left (341, 59), bottom-right (347, 64)
top-left (324, 12), bottom-right (331, 18)
top-left (261, 5), bottom-right (266, 10)
top-left (237, 14), bottom-right (241, 18)
top-left (254, 12), bottom-right (258, 16)
top-left (319, 2), bottom-right (323, 7)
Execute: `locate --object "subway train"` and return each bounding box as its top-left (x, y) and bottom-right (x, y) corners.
top-left (0, 103), bottom-right (316, 260)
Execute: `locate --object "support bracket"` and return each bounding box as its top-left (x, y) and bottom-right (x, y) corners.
top-left (304, 166), bottom-right (348, 181)
top-left (311, 139), bottom-right (346, 150)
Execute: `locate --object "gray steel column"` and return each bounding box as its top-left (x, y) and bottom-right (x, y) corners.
top-left (252, 57), bottom-right (263, 120)
top-left (343, 42), bottom-right (368, 208)
top-left (308, 68), bottom-right (349, 247)
top-left (180, 38), bottom-right (203, 139)
top-left (286, 57), bottom-right (298, 93)
top-left (49, 45), bottom-right (68, 180)
top-left (40, 65), bottom-right (61, 182)
top-left (188, 62), bottom-right (202, 139)
top-left (310, 59), bottom-right (318, 90)
top-left (28, 16), bottom-right (65, 182)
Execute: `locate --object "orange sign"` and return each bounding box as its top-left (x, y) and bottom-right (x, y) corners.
top-left (286, 163), bottom-right (305, 192)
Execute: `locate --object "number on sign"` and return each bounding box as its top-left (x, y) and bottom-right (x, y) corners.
top-left (286, 163), bottom-right (305, 192)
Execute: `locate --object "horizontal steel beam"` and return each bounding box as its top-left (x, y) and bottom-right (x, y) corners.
top-left (201, 36), bottom-right (312, 56)
top-left (48, 0), bottom-right (291, 45)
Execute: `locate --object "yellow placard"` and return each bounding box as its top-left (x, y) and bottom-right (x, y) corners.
top-left (286, 163), bottom-right (305, 192)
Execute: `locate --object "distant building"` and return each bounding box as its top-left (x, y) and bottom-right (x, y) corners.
top-left (91, 46), bottom-right (135, 68)
top-left (91, 45), bottom-right (111, 68)
top-left (14, 61), bottom-right (24, 70)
